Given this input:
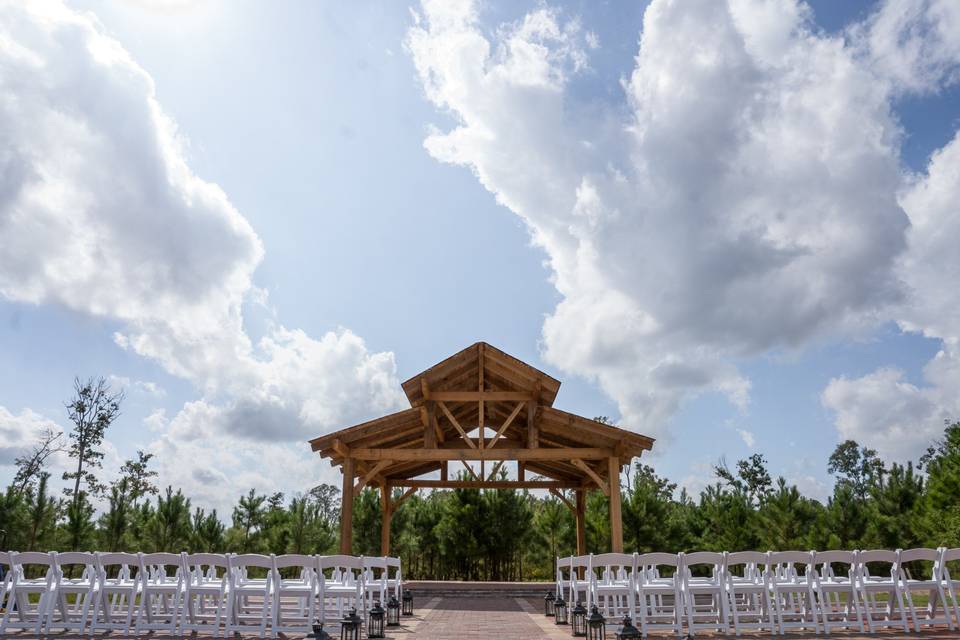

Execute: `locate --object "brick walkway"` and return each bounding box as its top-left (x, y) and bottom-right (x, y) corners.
top-left (4, 598), bottom-right (960, 639)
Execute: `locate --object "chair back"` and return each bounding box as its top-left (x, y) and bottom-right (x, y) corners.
top-left (138, 552), bottom-right (182, 584)
top-left (273, 554), bottom-right (316, 584)
top-left (899, 547), bottom-right (941, 581)
top-left (767, 550), bottom-right (813, 581)
top-left (724, 551), bottom-right (768, 583)
top-left (10, 551), bottom-right (56, 584)
top-left (95, 551), bottom-right (139, 582)
top-left (683, 551), bottom-right (724, 581)
top-left (181, 552), bottom-right (228, 586)
top-left (319, 555), bottom-right (365, 584)
top-left (54, 551), bottom-right (97, 583)
top-left (811, 549), bottom-right (856, 582)
top-left (228, 553), bottom-right (275, 583)
top-left (857, 549), bottom-right (899, 581)
top-left (590, 552), bottom-right (634, 585)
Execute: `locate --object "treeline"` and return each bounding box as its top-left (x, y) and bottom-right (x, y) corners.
top-left (2, 377), bottom-right (959, 582)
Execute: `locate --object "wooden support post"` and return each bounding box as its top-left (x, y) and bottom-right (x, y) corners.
top-left (518, 461), bottom-right (525, 481)
top-left (440, 460), bottom-right (448, 481)
top-left (608, 456), bottom-right (623, 553)
top-left (423, 402), bottom-right (437, 449)
top-left (576, 489), bottom-right (586, 568)
top-left (380, 483), bottom-right (392, 556)
top-left (340, 457), bottom-right (354, 554)
top-left (527, 400), bottom-right (538, 448)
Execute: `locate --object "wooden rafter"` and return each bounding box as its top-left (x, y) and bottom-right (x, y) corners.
top-left (488, 401), bottom-right (524, 449)
top-left (354, 459), bottom-right (393, 493)
top-left (570, 458), bottom-right (609, 495)
top-left (549, 488), bottom-right (575, 513)
top-left (438, 401), bottom-right (476, 449)
top-left (348, 447), bottom-right (612, 461)
top-left (393, 479), bottom-right (580, 489)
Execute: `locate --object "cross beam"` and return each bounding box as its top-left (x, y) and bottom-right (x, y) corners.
top-left (349, 447), bottom-right (613, 461)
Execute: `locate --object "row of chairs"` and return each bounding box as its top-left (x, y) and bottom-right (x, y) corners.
top-left (556, 547), bottom-right (960, 636)
top-left (0, 551), bottom-right (401, 638)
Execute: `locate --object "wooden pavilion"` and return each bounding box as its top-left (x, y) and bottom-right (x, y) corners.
top-left (309, 342), bottom-right (654, 557)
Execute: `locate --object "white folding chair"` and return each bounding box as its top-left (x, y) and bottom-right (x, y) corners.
top-left (272, 554), bottom-right (318, 637)
top-left (682, 551), bottom-right (728, 635)
top-left (856, 549), bottom-right (910, 633)
top-left (898, 547), bottom-right (954, 631)
top-left (767, 550), bottom-right (818, 634)
top-left (942, 547), bottom-right (960, 630)
top-left (317, 555), bottom-right (365, 626)
top-left (0, 552), bottom-right (11, 624)
top-left (563, 555), bottom-right (591, 610)
top-left (636, 552), bottom-right (683, 637)
top-left (0, 551), bottom-right (57, 635)
top-left (810, 549), bottom-right (864, 633)
top-left (590, 552), bottom-right (636, 619)
top-left (45, 551), bottom-right (98, 634)
top-left (385, 556), bottom-right (402, 599)
top-left (723, 551), bottom-right (774, 636)
top-left (136, 552), bottom-right (184, 635)
top-left (556, 556), bottom-right (573, 604)
top-left (91, 551), bottom-right (141, 634)
top-left (227, 553), bottom-right (274, 638)
top-left (363, 556), bottom-right (389, 609)
top-left (856, 549), bottom-right (909, 632)
top-left (180, 552), bottom-right (229, 636)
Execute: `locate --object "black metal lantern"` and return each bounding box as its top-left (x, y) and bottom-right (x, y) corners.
top-left (308, 621), bottom-right (333, 640)
top-left (554, 595), bottom-right (568, 625)
top-left (386, 595), bottom-right (401, 626)
top-left (614, 615), bottom-right (640, 640)
top-left (571, 601), bottom-right (588, 637)
top-left (368, 601), bottom-right (385, 639)
top-left (402, 589), bottom-right (414, 616)
top-left (340, 607), bottom-right (361, 640)
top-left (544, 591), bottom-right (556, 617)
top-left (587, 606), bottom-right (606, 640)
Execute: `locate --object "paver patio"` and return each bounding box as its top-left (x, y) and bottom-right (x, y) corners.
top-left (3, 596), bottom-right (960, 639)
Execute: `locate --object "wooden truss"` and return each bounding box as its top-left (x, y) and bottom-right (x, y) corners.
top-left (308, 342), bottom-right (655, 556)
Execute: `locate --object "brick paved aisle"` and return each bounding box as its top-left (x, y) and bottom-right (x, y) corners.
top-left (410, 597), bottom-right (569, 640)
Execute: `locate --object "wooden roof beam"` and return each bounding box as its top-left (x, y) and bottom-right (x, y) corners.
top-left (348, 447), bottom-right (613, 462)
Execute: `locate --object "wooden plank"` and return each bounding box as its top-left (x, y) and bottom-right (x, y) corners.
top-left (575, 489), bottom-right (586, 557)
top-left (354, 459), bottom-right (393, 493)
top-left (340, 458), bottom-right (354, 554)
top-left (393, 487), bottom-right (417, 509)
top-left (380, 483), bottom-right (391, 556)
top-left (549, 488), bottom-right (575, 513)
top-left (438, 401), bottom-right (476, 449)
top-left (570, 459), bottom-right (609, 495)
top-left (349, 447), bottom-right (613, 461)
top-left (478, 343), bottom-right (485, 450)
top-left (462, 461), bottom-right (480, 481)
top-left (527, 400), bottom-right (538, 448)
top-left (428, 391), bottom-right (535, 402)
top-left (517, 461), bottom-right (525, 481)
top-left (440, 461), bottom-right (448, 481)
top-left (392, 479), bottom-right (581, 489)
top-left (609, 456), bottom-right (623, 553)
top-left (488, 401), bottom-right (524, 449)
top-left (422, 403), bottom-right (437, 449)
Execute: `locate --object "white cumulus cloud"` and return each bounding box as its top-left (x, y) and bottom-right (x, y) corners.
top-left (407, 0), bottom-right (909, 438)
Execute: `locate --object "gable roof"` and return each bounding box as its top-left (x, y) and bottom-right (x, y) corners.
top-left (308, 342), bottom-right (654, 484)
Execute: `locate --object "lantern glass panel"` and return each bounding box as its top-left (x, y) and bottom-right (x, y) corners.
top-left (368, 602), bottom-right (385, 639)
top-left (587, 606), bottom-right (606, 640)
top-left (402, 591), bottom-right (414, 616)
top-left (555, 597), bottom-right (568, 625)
top-left (340, 607), bottom-right (361, 640)
top-left (571, 602), bottom-right (588, 637)
top-left (614, 615), bottom-right (640, 640)
top-left (544, 591), bottom-right (556, 617)
top-left (387, 596), bottom-right (401, 626)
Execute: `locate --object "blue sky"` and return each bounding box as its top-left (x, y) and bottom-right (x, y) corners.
top-left (1, 0), bottom-right (959, 512)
